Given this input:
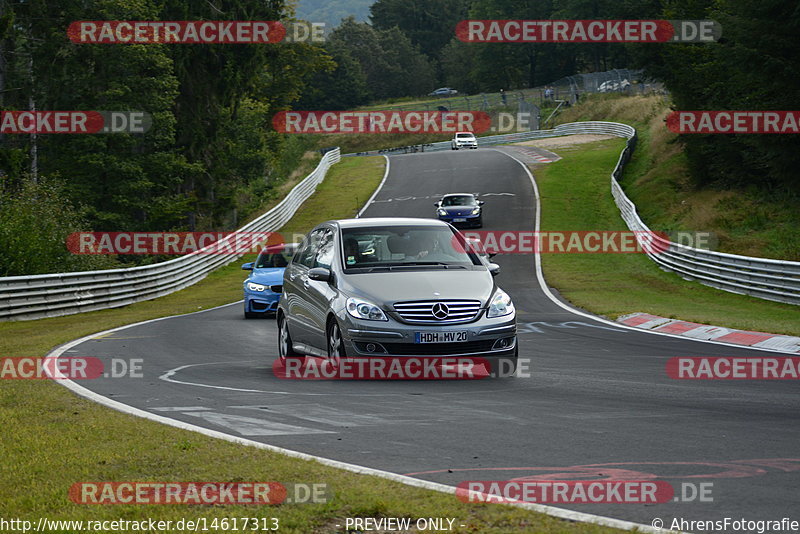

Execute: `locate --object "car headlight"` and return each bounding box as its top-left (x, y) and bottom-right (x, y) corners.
top-left (247, 282), bottom-right (266, 292)
top-left (487, 288), bottom-right (515, 318)
top-left (346, 297), bottom-right (388, 321)
top-left (437, 209), bottom-right (448, 216)
top-left (471, 207), bottom-right (480, 215)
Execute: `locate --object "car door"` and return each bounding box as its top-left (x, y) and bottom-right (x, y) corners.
top-left (283, 229), bottom-right (321, 347)
top-left (304, 227), bottom-right (338, 353)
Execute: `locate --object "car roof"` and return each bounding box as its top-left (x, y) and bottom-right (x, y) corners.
top-left (326, 217), bottom-right (451, 229)
top-left (442, 193), bottom-right (476, 198)
top-left (455, 131), bottom-right (475, 135)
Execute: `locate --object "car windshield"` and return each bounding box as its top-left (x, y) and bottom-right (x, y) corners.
top-left (255, 248), bottom-right (293, 268)
top-left (441, 195), bottom-right (476, 207)
top-left (341, 225), bottom-right (479, 271)
top-left (456, 133), bottom-right (474, 139)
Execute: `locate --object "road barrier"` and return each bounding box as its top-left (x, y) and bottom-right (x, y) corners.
top-left (0, 148), bottom-right (341, 321)
top-left (3, 119), bottom-right (798, 322)
top-left (505, 121), bottom-right (800, 305)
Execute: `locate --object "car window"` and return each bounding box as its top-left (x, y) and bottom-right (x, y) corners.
top-left (341, 225), bottom-right (479, 270)
top-left (255, 248), bottom-right (292, 268)
top-left (442, 195), bottom-right (476, 207)
top-left (313, 228), bottom-right (335, 269)
top-left (296, 230), bottom-right (323, 268)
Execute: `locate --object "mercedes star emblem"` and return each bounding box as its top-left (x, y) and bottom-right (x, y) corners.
top-left (431, 302), bottom-right (449, 320)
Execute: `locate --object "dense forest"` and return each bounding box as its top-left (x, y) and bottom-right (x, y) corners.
top-left (0, 0), bottom-right (329, 273)
top-left (1, 0), bottom-right (797, 276)
top-left (300, 0), bottom-right (800, 194)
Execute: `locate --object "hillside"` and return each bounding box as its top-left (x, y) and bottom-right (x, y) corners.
top-left (555, 94), bottom-right (800, 261)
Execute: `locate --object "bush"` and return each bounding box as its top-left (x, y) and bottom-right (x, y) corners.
top-left (0, 179), bottom-right (118, 276)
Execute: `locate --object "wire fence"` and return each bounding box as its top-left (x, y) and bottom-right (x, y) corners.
top-left (369, 69), bottom-right (664, 113)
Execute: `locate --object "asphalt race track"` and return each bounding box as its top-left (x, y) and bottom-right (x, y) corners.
top-left (63, 148), bottom-right (800, 530)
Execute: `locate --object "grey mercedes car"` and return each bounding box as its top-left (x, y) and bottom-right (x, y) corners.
top-left (276, 218), bottom-right (517, 375)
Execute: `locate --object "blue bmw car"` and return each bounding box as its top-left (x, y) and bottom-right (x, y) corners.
top-left (241, 243), bottom-right (298, 318)
top-left (435, 193), bottom-right (484, 228)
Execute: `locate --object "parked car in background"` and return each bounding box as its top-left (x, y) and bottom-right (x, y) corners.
top-left (241, 243), bottom-right (298, 318)
top-left (435, 193), bottom-right (484, 228)
top-left (429, 87), bottom-right (458, 97)
top-left (451, 131), bottom-right (478, 150)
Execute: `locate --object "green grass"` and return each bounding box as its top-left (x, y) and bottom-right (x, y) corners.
top-left (0, 155), bottom-right (628, 534)
top-left (555, 94), bottom-right (800, 260)
top-left (536, 138), bottom-right (800, 335)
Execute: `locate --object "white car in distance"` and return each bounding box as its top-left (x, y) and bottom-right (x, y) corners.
top-left (451, 132), bottom-right (478, 150)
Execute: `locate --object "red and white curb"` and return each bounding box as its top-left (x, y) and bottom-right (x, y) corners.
top-left (618, 313), bottom-right (800, 353)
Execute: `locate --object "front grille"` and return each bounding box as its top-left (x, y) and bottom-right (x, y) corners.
top-left (393, 300), bottom-right (481, 324)
top-left (270, 284), bottom-right (283, 293)
top-left (381, 340), bottom-right (495, 356)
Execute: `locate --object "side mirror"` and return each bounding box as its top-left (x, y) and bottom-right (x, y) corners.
top-left (308, 267), bottom-right (332, 282)
top-left (434, 202), bottom-right (441, 207)
top-left (478, 200), bottom-right (485, 205)
top-left (241, 262), bottom-right (254, 271)
top-left (488, 252), bottom-right (497, 259)
top-left (488, 263), bottom-right (501, 276)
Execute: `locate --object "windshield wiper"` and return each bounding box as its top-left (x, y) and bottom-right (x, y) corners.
top-left (388, 262), bottom-right (466, 270)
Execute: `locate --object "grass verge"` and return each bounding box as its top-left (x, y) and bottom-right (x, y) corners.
top-left (535, 138), bottom-right (800, 336)
top-left (555, 94), bottom-right (800, 260)
top-left (0, 154), bottom-right (627, 533)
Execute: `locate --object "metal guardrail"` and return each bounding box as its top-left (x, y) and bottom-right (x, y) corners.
top-left (0, 148), bottom-right (341, 321)
top-left (553, 122), bottom-right (800, 306)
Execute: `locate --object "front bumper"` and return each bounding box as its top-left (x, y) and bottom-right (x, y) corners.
top-left (339, 312), bottom-right (517, 359)
top-left (437, 213), bottom-right (482, 227)
top-left (244, 291), bottom-right (280, 313)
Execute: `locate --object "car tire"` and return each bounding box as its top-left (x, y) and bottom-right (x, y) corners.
top-left (277, 313), bottom-right (301, 362)
top-left (326, 318), bottom-right (347, 370)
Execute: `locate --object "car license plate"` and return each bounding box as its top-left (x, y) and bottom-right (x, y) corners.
top-left (415, 331), bottom-right (468, 343)
top-left (453, 218), bottom-right (466, 222)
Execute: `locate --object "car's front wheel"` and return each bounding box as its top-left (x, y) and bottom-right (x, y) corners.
top-left (277, 313), bottom-right (301, 362)
top-left (326, 319), bottom-right (347, 370)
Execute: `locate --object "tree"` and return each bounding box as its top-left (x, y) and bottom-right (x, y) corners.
top-left (370, 0), bottom-right (470, 60)
top-left (296, 45), bottom-right (369, 109)
top-left (327, 17), bottom-right (434, 101)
